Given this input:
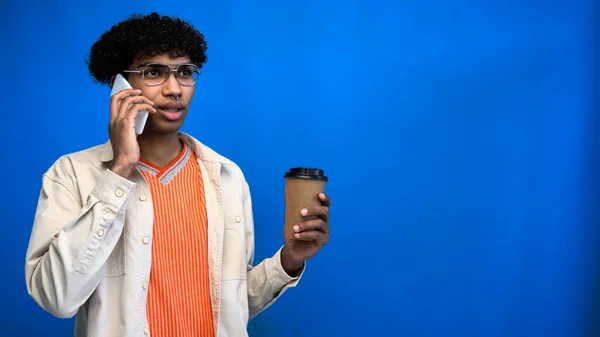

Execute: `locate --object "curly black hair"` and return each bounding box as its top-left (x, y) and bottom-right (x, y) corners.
top-left (86, 12), bottom-right (208, 85)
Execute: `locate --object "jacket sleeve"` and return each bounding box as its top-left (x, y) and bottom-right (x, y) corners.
top-left (24, 159), bottom-right (135, 319)
top-left (243, 181), bottom-right (305, 318)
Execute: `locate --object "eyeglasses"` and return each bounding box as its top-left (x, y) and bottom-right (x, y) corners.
top-left (122, 63), bottom-right (200, 86)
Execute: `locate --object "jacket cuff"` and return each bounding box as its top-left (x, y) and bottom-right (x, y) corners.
top-left (91, 169), bottom-right (136, 209)
top-left (266, 246), bottom-right (305, 290)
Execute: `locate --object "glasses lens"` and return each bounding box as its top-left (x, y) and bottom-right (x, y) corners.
top-left (176, 64), bottom-right (200, 86)
top-left (142, 64), bottom-right (171, 85)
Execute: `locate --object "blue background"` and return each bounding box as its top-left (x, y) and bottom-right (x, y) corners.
top-left (1, 0), bottom-right (599, 336)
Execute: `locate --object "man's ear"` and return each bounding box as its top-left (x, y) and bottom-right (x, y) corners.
top-left (109, 75), bottom-right (116, 88)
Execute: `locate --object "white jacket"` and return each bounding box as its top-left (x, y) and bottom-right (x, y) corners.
top-left (24, 132), bottom-right (303, 337)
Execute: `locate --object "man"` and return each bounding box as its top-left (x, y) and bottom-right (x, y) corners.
top-left (24, 12), bottom-right (331, 337)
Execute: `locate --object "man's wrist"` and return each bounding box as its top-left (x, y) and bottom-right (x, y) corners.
top-left (110, 161), bottom-right (135, 179)
top-left (281, 246), bottom-right (304, 277)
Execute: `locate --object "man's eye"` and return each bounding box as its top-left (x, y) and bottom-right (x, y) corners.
top-left (145, 69), bottom-right (163, 77)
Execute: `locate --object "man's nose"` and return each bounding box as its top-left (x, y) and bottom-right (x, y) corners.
top-left (163, 72), bottom-right (183, 96)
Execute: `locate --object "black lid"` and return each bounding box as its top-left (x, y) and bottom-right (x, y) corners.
top-left (284, 167), bottom-right (328, 182)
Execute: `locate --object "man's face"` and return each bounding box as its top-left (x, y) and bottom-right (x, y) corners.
top-left (125, 54), bottom-right (197, 135)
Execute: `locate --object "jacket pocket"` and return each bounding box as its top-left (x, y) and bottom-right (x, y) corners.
top-left (222, 212), bottom-right (247, 280)
top-left (104, 231), bottom-right (126, 277)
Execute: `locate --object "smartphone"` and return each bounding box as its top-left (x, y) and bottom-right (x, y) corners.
top-left (110, 73), bottom-right (149, 135)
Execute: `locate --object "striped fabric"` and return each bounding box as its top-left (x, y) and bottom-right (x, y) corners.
top-left (139, 140), bottom-right (215, 337)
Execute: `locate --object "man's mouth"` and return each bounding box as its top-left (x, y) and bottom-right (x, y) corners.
top-left (157, 103), bottom-right (185, 121)
top-left (157, 103), bottom-right (185, 111)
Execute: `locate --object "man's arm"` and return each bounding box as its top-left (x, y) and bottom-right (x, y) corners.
top-left (25, 162), bottom-right (134, 318)
top-left (242, 181), bottom-right (305, 319)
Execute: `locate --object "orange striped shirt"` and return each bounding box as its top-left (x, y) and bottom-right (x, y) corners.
top-left (138, 140), bottom-right (214, 337)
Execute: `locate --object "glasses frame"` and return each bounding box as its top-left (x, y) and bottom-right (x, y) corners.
top-left (122, 63), bottom-right (200, 87)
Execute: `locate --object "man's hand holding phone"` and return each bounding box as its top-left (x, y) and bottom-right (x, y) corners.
top-left (108, 89), bottom-right (156, 179)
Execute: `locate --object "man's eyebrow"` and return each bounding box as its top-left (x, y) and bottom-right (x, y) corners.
top-left (135, 62), bottom-right (194, 68)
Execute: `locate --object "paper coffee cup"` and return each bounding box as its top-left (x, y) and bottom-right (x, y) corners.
top-left (283, 167), bottom-right (328, 241)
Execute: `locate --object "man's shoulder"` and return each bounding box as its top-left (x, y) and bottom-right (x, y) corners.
top-left (180, 132), bottom-right (248, 182)
top-left (45, 141), bottom-right (110, 177)
top-left (181, 133), bottom-right (240, 168)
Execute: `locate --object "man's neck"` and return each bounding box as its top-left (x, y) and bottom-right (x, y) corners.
top-left (138, 132), bottom-right (183, 168)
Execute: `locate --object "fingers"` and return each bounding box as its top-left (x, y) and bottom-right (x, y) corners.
top-left (127, 103), bottom-right (156, 120)
top-left (118, 95), bottom-right (155, 120)
top-left (292, 229), bottom-right (329, 244)
top-left (318, 193), bottom-right (331, 207)
top-left (110, 89), bottom-right (141, 123)
top-left (289, 193), bottom-right (331, 248)
top-left (301, 204), bottom-right (329, 223)
top-left (294, 218), bottom-right (329, 235)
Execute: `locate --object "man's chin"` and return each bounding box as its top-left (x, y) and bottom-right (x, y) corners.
top-left (143, 118), bottom-right (185, 135)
